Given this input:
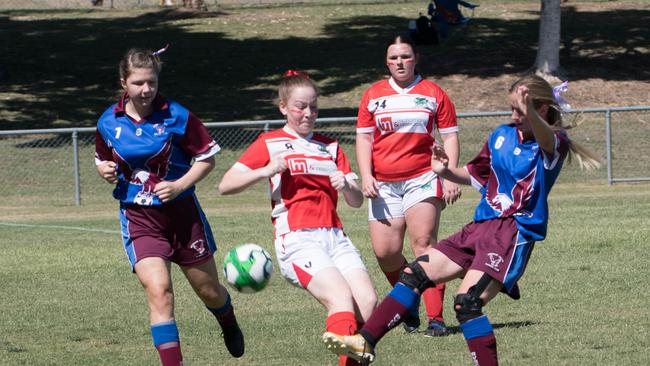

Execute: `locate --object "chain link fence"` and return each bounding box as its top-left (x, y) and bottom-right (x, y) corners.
top-left (0, 107), bottom-right (648, 208)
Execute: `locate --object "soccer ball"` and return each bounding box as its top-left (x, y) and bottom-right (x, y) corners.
top-left (223, 243), bottom-right (274, 293)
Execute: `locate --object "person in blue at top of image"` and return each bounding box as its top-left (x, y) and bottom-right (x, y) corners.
top-left (323, 74), bottom-right (602, 366)
top-left (95, 46), bottom-right (244, 366)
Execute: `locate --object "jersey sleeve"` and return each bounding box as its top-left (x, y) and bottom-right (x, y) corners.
top-left (95, 129), bottom-right (113, 165)
top-left (435, 90), bottom-right (458, 135)
top-left (542, 130), bottom-right (571, 170)
top-left (465, 140), bottom-right (492, 190)
top-left (178, 112), bottom-right (221, 161)
top-left (356, 88), bottom-right (376, 134)
top-left (234, 135), bottom-right (270, 171)
top-left (335, 146), bottom-right (358, 181)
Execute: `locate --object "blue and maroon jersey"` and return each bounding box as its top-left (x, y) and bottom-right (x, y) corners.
top-left (95, 93), bottom-right (220, 206)
top-left (466, 123), bottom-right (569, 241)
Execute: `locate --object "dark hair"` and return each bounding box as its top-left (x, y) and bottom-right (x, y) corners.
top-left (278, 70), bottom-right (319, 105)
top-left (385, 35), bottom-right (421, 76)
top-left (118, 48), bottom-right (163, 81)
top-left (386, 35), bottom-right (419, 57)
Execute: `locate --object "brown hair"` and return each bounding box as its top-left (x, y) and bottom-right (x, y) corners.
top-left (509, 75), bottom-right (602, 170)
top-left (118, 48), bottom-right (163, 81)
top-left (386, 35), bottom-right (420, 76)
top-left (278, 70), bottom-right (319, 105)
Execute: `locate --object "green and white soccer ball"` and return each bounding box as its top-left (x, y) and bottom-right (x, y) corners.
top-left (223, 243), bottom-right (274, 293)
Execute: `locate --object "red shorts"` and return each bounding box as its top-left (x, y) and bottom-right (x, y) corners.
top-left (119, 194), bottom-right (217, 271)
top-left (435, 217), bottom-right (534, 293)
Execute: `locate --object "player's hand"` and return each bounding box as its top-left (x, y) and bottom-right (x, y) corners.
top-left (98, 161), bottom-right (118, 184)
top-left (443, 180), bottom-right (461, 205)
top-left (515, 85), bottom-right (533, 116)
top-left (263, 155), bottom-right (288, 177)
top-left (154, 181), bottom-right (184, 203)
top-left (329, 170), bottom-right (349, 192)
top-left (431, 144), bottom-right (449, 174)
top-left (361, 175), bottom-right (379, 198)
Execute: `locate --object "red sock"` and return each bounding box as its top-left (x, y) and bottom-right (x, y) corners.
top-left (156, 342), bottom-right (183, 366)
top-left (326, 312), bottom-right (359, 366)
top-left (466, 334), bottom-right (498, 366)
top-left (382, 260), bottom-right (407, 286)
top-left (422, 282), bottom-right (446, 321)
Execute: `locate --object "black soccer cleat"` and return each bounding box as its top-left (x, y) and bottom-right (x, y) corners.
top-left (402, 312), bottom-right (421, 333)
top-left (424, 319), bottom-right (450, 337)
top-left (221, 320), bottom-right (245, 358)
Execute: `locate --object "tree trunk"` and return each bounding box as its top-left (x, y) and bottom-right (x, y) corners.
top-left (533, 0), bottom-right (565, 81)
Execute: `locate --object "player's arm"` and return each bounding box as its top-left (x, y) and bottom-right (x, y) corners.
top-left (330, 172), bottom-right (364, 208)
top-left (356, 132), bottom-right (378, 198)
top-left (431, 144), bottom-right (471, 185)
top-left (515, 85), bottom-right (556, 155)
top-left (439, 131), bottom-right (462, 204)
top-left (154, 156), bottom-right (215, 202)
top-left (95, 130), bottom-right (118, 184)
top-left (218, 155), bottom-right (286, 195)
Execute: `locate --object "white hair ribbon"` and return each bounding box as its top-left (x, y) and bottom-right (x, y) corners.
top-left (152, 44), bottom-right (170, 57)
top-left (552, 80), bottom-right (571, 115)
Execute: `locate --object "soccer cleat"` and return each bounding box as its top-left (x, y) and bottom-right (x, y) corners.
top-left (402, 312), bottom-right (421, 333)
top-left (323, 332), bottom-right (375, 363)
top-left (424, 319), bottom-right (450, 337)
top-left (221, 320), bottom-right (245, 358)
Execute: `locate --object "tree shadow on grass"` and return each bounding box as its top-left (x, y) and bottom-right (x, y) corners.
top-left (0, 6), bottom-right (647, 130)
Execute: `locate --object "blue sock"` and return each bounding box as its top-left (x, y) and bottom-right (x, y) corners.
top-left (151, 320), bottom-right (180, 347)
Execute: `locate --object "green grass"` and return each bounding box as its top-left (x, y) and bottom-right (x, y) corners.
top-left (0, 182), bottom-right (649, 365)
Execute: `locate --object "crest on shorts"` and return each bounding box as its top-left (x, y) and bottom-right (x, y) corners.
top-left (485, 252), bottom-right (504, 272)
top-left (190, 239), bottom-right (206, 257)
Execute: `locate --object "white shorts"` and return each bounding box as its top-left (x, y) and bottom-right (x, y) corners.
top-left (274, 228), bottom-right (367, 289)
top-left (368, 171), bottom-right (443, 221)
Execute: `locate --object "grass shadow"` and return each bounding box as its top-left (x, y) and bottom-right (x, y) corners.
top-left (0, 5), bottom-right (647, 129)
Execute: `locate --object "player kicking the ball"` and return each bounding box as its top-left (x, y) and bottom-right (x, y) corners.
top-left (323, 75), bottom-right (601, 365)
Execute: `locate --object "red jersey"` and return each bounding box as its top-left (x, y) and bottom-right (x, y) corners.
top-left (357, 76), bottom-right (458, 181)
top-left (233, 127), bottom-right (357, 236)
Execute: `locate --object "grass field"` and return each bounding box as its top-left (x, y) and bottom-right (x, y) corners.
top-left (1, 178), bottom-right (649, 365)
top-left (1, 1), bottom-right (649, 365)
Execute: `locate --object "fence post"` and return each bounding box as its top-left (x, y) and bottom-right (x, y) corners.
top-left (605, 108), bottom-right (612, 185)
top-left (72, 130), bottom-right (81, 205)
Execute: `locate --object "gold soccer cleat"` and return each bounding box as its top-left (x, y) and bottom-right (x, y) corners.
top-left (322, 332), bottom-right (375, 363)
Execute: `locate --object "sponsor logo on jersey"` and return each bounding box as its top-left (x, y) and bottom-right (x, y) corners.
top-left (288, 158), bottom-right (308, 174)
top-left (378, 116), bottom-right (394, 132)
top-left (414, 97), bottom-right (428, 107)
top-left (134, 191), bottom-right (155, 205)
top-left (485, 252), bottom-right (504, 272)
top-left (287, 157), bottom-right (337, 176)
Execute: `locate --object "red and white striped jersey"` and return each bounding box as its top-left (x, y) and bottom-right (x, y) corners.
top-left (233, 126), bottom-right (357, 237)
top-left (357, 76), bottom-right (458, 181)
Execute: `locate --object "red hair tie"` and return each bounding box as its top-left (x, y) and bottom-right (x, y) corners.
top-left (283, 70), bottom-right (309, 78)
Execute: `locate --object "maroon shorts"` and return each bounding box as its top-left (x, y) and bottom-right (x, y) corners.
top-left (434, 217), bottom-right (534, 292)
top-left (119, 194), bottom-right (217, 271)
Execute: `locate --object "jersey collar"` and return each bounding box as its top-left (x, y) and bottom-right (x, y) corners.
top-left (388, 75), bottom-right (422, 94)
top-left (283, 125), bottom-right (313, 140)
top-left (112, 92), bottom-right (169, 115)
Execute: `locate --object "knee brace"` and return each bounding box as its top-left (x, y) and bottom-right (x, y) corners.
top-left (455, 273), bottom-right (494, 323)
top-left (398, 255), bottom-right (435, 293)
top-left (454, 288), bottom-right (484, 324)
